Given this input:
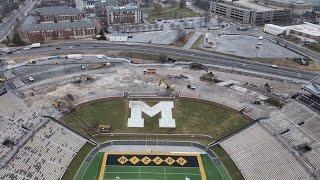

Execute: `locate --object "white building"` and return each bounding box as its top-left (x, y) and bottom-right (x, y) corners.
top-left (76, 0), bottom-right (97, 10)
top-left (264, 22), bottom-right (320, 43)
top-left (263, 24), bottom-right (286, 36)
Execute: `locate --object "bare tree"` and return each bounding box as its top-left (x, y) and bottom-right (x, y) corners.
top-left (177, 27), bottom-right (186, 40)
top-left (204, 12), bottom-right (211, 28)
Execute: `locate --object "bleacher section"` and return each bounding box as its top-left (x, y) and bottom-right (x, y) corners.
top-left (261, 101), bottom-right (320, 176)
top-left (221, 123), bottom-right (313, 180)
top-left (0, 92), bottom-right (87, 180)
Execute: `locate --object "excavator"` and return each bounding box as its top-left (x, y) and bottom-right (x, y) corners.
top-left (52, 94), bottom-right (75, 112)
top-left (158, 78), bottom-right (175, 92)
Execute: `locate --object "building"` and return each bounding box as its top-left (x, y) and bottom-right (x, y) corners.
top-left (22, 6), bottom-right (95, 42)
top-left (38, 0), bottom-right (75, 7)
top-left (106, 3), bottom-right (142, 24)
top-left (285, 22), bottom-right (320, 43)
top-left (76, 0), bottom-right (99, 10)
top-left (211, 0), bottom-right (291, 25)
top-left (264, 22), bottom-right (320, 43)
top-left (254, 0), bottom-right (315, 15)
top-left (263, 24), bottom-right (286, 35)
top-left (28, 6), bottom-right (84, 22)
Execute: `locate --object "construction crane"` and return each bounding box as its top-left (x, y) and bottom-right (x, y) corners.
top-left (158, 78), bottom-right (175, 91)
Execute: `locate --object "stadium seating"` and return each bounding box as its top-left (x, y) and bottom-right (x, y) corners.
top-left (221, 123), bottom-right (313, 180)
top-left (260, 101), bottom-right (320, 176)
top-left (0, 92), bottom-right (87, 180)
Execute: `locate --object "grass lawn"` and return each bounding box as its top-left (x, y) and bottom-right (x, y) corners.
top-left (211, 145), bottom-right (244, 180)
top-left (201, 154), bottom-right (231, 180)
top-left (191, 34), bottom-right (204, 49)
top-left (59, 99), bottom-right (250, 142)
top-left (144, 7), bottom-right (199, 22)
top-left (62, 143), bottom-right (95, 180)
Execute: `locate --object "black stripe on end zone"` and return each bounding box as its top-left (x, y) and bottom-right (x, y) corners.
top-left (106, 154), bottom-right (199, 167)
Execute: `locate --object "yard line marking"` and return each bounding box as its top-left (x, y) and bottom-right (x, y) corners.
top-left (104, 172), bottom-right (201, 176)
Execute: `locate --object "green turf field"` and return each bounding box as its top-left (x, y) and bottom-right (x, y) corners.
top-left (103, 166), bottom-right (203, 180)
top-left (76, 152), bottom-right (230, 180)
top-left (59, 99), bottom-right (249, 142)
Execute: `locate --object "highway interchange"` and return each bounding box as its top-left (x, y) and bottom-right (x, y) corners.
top-left (1, 41), bottom-right (318, 82)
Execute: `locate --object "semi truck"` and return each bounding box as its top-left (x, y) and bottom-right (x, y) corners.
top-left (67, 54), bottom-right (82, 60)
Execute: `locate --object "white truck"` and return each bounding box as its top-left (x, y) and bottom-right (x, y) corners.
top-left (30, 43), bottom-right (41, 48)
top-left (67, 54), bottom-right (82, 60)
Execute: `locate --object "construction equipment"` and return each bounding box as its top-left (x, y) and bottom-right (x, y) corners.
top-left (200, 71), bottom-right (215, 81)
top-left (90, 63), bottom-right (108, 69)
top-left (74, 74), bottom-right (96, 84)
top-left (95, 124), bottom-right (111, 133)
top-left (0, 76), bottom-right (6, 82)
top-left (158, 78), bottom-right (175, 91)
top-left (52, 94), bottom-right (75, 112)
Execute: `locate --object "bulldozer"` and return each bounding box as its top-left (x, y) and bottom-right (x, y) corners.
top-left (158, 78), bottom-right (175, 92)
top-left (200, 71), bottom-right (221, 83)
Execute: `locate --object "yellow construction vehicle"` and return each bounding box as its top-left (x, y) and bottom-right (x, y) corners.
top-left (96, 124), bottom-right (111, 133)
top-left (52, 94), bottom-right (75, 112)
top-left (52, 99), bottom-right (68, 108)
top-left (0, 76), bottom-right (6, 82)
top-left (158, 78), bottom-right (175, 91)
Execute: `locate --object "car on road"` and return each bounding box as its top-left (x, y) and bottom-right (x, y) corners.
top-left (28, 77), bottom-right (34, 82)
top-left (56, 47), bottom-right (61, 50)
top-left (271, 64), bottom-right (279, 68)
top-left (81, 65), bottom-right (86, 70)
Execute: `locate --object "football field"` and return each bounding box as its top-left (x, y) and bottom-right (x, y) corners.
top-left (103, 166), bottom-right (203, 180)
top-left (76, 152), bottom-right (230, 180)
top-left (97, 152), bottom-right (227, 180)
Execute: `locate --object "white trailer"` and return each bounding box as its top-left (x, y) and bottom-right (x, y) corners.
top-left (30, 43), bottom-right (41, 48)
top-left (67, 54), bottom-right (82, 60)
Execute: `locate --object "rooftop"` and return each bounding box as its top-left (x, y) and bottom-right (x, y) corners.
top-left (29, 6), bottom-right (82, 16)
top-left (224, 0), bottom-right (284, 11)
top-left (107, 3), bottom-right (139, 12)
top-left (285, 22), bottom-right (320, 37)
top-left (22, 16), bottom-right (95, 31)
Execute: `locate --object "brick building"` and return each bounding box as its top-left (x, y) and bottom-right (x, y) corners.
top-left (38, 0), bottom-right (75, 7)
top-left (106, 3), bottom-right (142, 24)
top-left (29, 6), bottom-right (84, 23)
top-left (22, 6), bottom-right (95, 42)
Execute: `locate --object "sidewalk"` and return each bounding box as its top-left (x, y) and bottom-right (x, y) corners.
top-left (183, 31), bottom-right (202, 49)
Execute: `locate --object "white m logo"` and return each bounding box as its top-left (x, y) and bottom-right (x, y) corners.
top-left (127, 101), bottom-right (176, 128)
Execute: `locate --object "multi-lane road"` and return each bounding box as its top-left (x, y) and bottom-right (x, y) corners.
top-left (1, 41), bottom-right (318, 81)
top-left (0, 0), bottom-right (34, 41)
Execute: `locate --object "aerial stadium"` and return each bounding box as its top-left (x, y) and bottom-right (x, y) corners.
top-left (0, 0), bottom-right (320, 179)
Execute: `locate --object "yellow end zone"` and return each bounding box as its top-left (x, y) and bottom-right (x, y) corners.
top-left (98, 152), bottom-right (207, 180)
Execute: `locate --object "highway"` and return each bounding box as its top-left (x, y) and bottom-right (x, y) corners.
top-left (1, 42), bottom-right (319, 81)
top-left (0, 0), bottom-right (34, 41)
